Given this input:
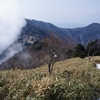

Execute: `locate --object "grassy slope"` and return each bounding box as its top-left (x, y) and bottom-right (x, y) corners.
top-left (0, 56), bottom-right (100, 100)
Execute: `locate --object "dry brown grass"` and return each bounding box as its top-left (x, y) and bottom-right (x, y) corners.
top-left (0, 56), bottom-right (100, 100)
top-left (36, 56), bottom-right (99, 73)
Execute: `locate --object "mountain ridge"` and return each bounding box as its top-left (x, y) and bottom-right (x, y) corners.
top-left (0, 19), bottom-right (100, 69)
top-left (26, 19), bottom-right (100, 46)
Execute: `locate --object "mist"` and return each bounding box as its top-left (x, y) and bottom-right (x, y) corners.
top-left (0, 0), bottom-right (26, 64)
top-left (0, 0), bottom-right (26, 54)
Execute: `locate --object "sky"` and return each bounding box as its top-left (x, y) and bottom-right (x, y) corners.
top-left (17, 0), bottom-right (100, 28)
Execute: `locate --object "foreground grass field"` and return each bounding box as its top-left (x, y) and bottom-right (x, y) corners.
top-left (0, 56), bottom-right (100, 100)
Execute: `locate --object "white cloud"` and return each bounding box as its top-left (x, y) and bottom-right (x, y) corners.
top-left (0, 0), bottom-right (26, 54)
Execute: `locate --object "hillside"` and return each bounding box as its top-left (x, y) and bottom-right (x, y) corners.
top-left (0, 19), bottom-right (75, 65)
top-left (0, 57), bottom-right (100, 100)
top-left (1, 19), bottom-right (100, 69)
top-left (0, 35), bottom-right (74, 70)
top-left (25, 19), bottom-right (100, 46)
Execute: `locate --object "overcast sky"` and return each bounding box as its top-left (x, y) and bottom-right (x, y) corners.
top-left (14, 0), bottom-right (100, 28)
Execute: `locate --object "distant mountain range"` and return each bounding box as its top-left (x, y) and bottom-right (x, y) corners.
top-left (0, 19), bottom-right (100, 69)
top-left (18, 19), bottom-right (100, 46)
top-left (25, 19), bottom-right (100, 46)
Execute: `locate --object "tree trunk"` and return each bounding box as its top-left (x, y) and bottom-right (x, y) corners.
top-left (48, 55), bottom-right (54, 74)
top-left (48, 64), bottom-right (51, 74)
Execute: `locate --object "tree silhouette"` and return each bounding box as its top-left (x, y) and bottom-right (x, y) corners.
top-left (74, 40), bottom-right (100, 61)
top-left (74, 44), bottom-right (86, 58)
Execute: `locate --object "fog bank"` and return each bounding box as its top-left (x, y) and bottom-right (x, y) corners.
top-left (0, 0), bottom-right (26, 54)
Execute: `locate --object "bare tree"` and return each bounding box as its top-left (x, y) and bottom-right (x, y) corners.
top-left (86, 41), bottom-right (98, 61)
top-left (42, 33), bottom-right (67, 74)
top-left (46, 51), bottom-right (57, 74)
